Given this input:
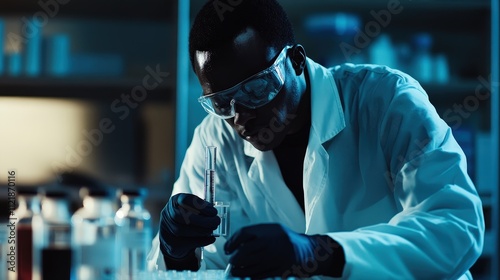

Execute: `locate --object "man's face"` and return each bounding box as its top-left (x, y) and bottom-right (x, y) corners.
top-left (194, 28), bottom-right (304, 151)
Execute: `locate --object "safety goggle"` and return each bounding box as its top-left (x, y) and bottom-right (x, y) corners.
top-left (198, 45), bottom-right (291, 119)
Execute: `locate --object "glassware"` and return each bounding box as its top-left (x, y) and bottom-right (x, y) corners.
top-left (72, 187), bottom-right (120, 280)
top-left (1, 206), bottom-right (10, 280)
top-left (213, 202), bottom-right (230, 237)
top-left (16, 187), bottom-right (40, 280)
top-left (115, 188), bottom-right (152, 279)
top-left (33, 189), bottom-right (74, 280)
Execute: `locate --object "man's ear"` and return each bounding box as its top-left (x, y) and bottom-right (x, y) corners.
top-left (290, 44), bottom-right (306, 75)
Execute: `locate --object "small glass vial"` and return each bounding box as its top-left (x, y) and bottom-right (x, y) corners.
top-left (1, 206), bottom-right (10, 280)
top-left (33, 189), bottom-right (74, 280)
top-left (16, 187), bottom-right (40, 280)
top-left (115, 188), bottom-right (152, 279)
top-left (72, 187), bottom-right (121, 280)
top-left (410, 33), bottom-right (433, 83)
top-left (213, 202), bottom-right (230, 237)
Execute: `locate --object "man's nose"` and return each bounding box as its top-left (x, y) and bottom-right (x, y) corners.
top-left (233, 103), bottom-right (257, 126)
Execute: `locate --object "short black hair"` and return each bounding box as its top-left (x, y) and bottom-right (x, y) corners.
top-left (189, 0), bottom-right (295, 69)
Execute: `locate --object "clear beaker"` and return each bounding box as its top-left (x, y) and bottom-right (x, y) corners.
top-left (213, 202), bottom-right (230, 237)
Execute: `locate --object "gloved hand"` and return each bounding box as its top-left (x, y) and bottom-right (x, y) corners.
top-left (224, 223), bottom-right (345, 278)
top-left (159, 193), bottom-right (220, 261)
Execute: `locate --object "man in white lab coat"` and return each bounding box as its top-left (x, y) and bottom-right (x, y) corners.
top-left (149, 0), bottom-right (484, 278)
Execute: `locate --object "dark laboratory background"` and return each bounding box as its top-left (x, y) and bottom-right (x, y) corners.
top-left (0, 0), bottom-right (498, 279)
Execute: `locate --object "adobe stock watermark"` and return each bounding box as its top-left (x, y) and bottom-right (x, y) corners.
top-left (6, 170), bottom-right (18, 274)
top-left (383, 137), bottom-right (430, 188)
top-left (382, 74), bottom-right (499, 187)
top-left (8, 0), bottom-right (71, 49)
top-left (253, 108), bottom-right (297, 149)
top-left (213, 0), bottom-right (243, 21)
top-left (281, 235), bottom-right (341, 278)
top-left (340, 0), bottom-right (406, 62)
top-left (175, 194), bottom-right (213, 225)
top-left (50, 65), bottom-right (170, 181)
top-left (442, 74), bottom-right (499, 130)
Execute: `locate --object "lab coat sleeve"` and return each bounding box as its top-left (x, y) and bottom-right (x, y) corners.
top-left (328, 77), bottom-right (484, 279)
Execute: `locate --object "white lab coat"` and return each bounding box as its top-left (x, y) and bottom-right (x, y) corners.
top-left (148, 59), bottom-right (484, 279)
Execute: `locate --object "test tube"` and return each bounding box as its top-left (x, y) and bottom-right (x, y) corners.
top-left (204, 146), bottom-right (217, 204)
top-left (203, 146), bottom-right (229, 238)
top-left (201, 146), bottom-right (217, 266)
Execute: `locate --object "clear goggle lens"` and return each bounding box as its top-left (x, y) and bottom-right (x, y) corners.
top-left (198, 46), bottom-right (290, 119)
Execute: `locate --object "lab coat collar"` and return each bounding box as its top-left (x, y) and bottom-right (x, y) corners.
top-left (243, 57), bottom-right (345, 157)
top-left (243, 138), bottom-right (260, 158)
top-left (307, 58), bottom-right (346, 144)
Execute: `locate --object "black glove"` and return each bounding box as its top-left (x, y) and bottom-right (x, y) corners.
top-left (224, 223), bottom-right (345, 278)
top-left (159, 193), bottom-right (220, 269)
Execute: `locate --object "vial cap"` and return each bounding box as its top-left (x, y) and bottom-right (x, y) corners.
top-left (80, 187), bottom-right (116, 198)
top-left (16, 186), bottom-right (39, 196)
top-left (1, 198), bottom-right (10, 222)
top-left (412, 33), bottom-right (433, 49)
top-left (0, 212), bottom-right (9, 223)
top-left (42, 189), bottom-right (69, 198)
top-left (120, 187), bottom-right (148, 198)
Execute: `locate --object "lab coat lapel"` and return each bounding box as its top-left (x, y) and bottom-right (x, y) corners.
top-left (237, 58), bottom-right (346, 234)
top-left (303, 58), bottom-right (346, 233)
top-left (303, 131), bottom-right (329, 232)
top-left (242, 141), bottom-right (306, 233)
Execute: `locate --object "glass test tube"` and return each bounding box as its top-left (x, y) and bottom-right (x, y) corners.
top-left (204, 146), bottom-right (217, 204)
top-left (201, 146), bottom-right (217, 267)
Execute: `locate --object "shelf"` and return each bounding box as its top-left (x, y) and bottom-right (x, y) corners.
top-left (417, 80), bottom-right (491, 104)
top-left (0, 0), bottom-right (175, 21)
top-left (421, 80), bottom-right (483, 96)
top-left (482, 230), bottom-right (496, 257)
top-left (284, 0), bottom-right (490, 35)
top-left (281, 0), bottom-right (490, 16)
top-left (0, 77), bottom-right (174, 101)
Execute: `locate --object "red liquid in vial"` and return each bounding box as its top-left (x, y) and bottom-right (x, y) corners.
top-left (42, 247), bottom-right (72, 280)
top-left (18, 225), bottom-right (33, 280)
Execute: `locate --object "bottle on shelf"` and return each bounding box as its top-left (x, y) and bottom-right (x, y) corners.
top-left (115, 188), bottom-right (152, 279)
top-left (16, 187), bottom-right (41, 280)
top-left (25, 18), bottom-right (43, 77)
top-left (33, 188), bottom-right (74, 280)
top-left (0, 18), bottom-right (5, 76)
top-left (434, 53), bottom-right (450, 84)
top-left (1, 201), bottom-right (10, 280)
top-left (369, 33), bottom-right (397, 69)
top-left (303, 12), bottom-right (364, 66)
top-left (410, 32), bottom-right (434, 84)
top-left (72, 187), bottom-right (121, 280)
